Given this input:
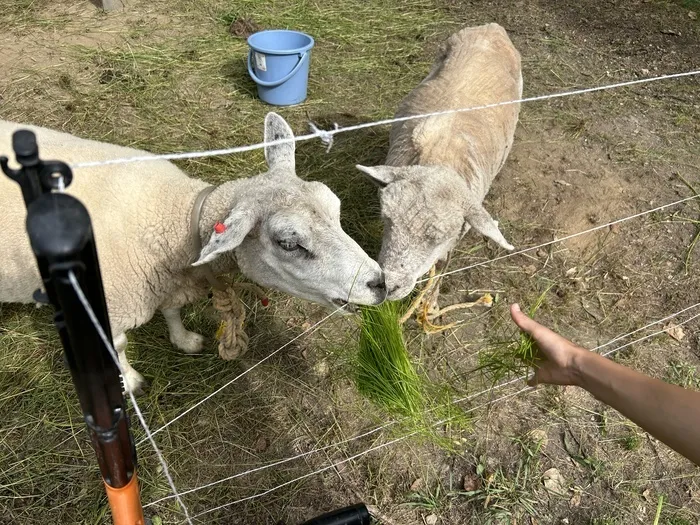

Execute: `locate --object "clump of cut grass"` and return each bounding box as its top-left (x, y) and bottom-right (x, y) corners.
top-left (356, 302), bottom-right (425, 419)
top-left (513, 283), bottom-right (554, 366)
top-left (475, 284), bottom-right (554, 383)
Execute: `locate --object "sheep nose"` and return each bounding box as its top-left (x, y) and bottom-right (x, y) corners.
top-left (387, 284), bottom-right (401, 296)
top-left (367, 276), bottom-right (386, 292)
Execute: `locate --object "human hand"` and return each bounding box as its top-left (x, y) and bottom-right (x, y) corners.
top-left (510, 304), bottom-right (588, 387)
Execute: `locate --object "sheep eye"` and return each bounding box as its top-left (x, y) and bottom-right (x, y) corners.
top-left (277, 239), bottom-right (300, 252)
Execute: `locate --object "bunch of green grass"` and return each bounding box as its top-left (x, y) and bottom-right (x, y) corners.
top-left (356, 302), bottom-right (425, 418)
top-left (476, 284), bottom-right (554, 383)
top-left (512, 283), bottom-right (554, 366)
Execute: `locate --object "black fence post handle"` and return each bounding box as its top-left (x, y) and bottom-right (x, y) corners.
top-left (4, 129), bottom-right (144, 524)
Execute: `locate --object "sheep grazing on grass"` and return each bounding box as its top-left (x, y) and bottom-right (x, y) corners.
top-left (0, 113), bottom-right (386, 393)
top-left (356, 23), bottom-right (521, 330)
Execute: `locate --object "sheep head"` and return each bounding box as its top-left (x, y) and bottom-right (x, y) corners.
top-left (356, 164), bottom-right (512, 301)
top-left (194, 113), bottom-right (386, 309)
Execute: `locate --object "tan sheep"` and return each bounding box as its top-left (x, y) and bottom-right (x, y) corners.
top-left (356, 23), bottom-right (521, 322)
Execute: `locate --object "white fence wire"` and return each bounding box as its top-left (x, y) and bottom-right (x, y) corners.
top-left (68, 272), bottom-right (194, 525)
top-left (69, 70), bottom-right (700, 170)
top-left (144, 193), bottom-right (700, 444)
top-left (49, 67), bottom-right (700, 521)
top-left (187, 308), bottom-right (700, 520)
top-left (145, 301), bottom-right (700, 510)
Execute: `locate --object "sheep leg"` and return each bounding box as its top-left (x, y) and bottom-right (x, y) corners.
top-left (399, 265), bottom-right (439, 324)
top-left (115, 333), bottom-right (146, 395)
top-left (161, 307), bottom-right (206, 354)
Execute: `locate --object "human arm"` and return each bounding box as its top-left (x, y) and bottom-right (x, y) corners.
top-left (510, 303), bottom-right (700, 466)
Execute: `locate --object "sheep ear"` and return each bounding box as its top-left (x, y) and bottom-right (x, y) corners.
top-left (465, 204), bottom-right (514, 251)
top-left (193, 207), bottom-right (258, 266)
top-left (355, 165), bottom-right (397, 187)
top-left (264, 112), bottom-right (295, 173)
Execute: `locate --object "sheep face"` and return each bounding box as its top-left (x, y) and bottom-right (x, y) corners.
top-left (235, 180), bottom-right (386, 308)
top-left (357, 164), bottom-right (513, 301)
top-left (357, 165), bottom-right (467, 300)
top-left (194, 113), bottom-right (386, 308)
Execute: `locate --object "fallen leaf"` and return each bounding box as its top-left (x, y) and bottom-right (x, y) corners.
top-left (566, 267), bottom-right (578, 277)
top-left (410, 478), bottom-right (424, 492)
top-left (301, 321), bottom-right (311, 330)
top-left (463, 474), bottom-right (479, 492)
top-left (569, 491), bottom-right (581, 507)
top-left (228, 17), bottom-right (261, 38)
top-left (642, 488), bottom-right (651, 502)
top-left (665, 323), bottom-right (685, 342)
top-left (542, 468), bottom-right (566, 496)
top-left (610, 223), bottom-right (620, 234)
top-left (689, 11), bottom-right (697, 20)
top-left (526, 429), bottom-right (549, 448)
top-left (524, 264), bottom-right (538, 275)
top-left (660, 29), bottom-right (681, 36)
top-left (425, 514), bottom-right (438, 525)
top-left (254, 436), bottom-right (269, 453)
top-left (313, 360), bottom-right (329, 377)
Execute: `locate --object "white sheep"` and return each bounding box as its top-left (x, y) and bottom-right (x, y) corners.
top-left (356, 23), bottom-right (521, 320)
top-left (0, 113), bottom-right (386, 392)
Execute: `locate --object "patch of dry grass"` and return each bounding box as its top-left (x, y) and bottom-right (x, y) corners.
top-left (2, 0), bottom-right (700, 523)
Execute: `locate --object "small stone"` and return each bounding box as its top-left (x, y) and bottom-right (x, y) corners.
top-left (536, 249), bottom-right (547, 258)
top-left (542, 468), bottom-right (566, 495)
top-left (689, 11), bottom-right (697, 20)
top-left (610, 223), bottom-right (620, 234)
top-left (554, 179), bottom-right (571, 187)
top-left (641, 68), bottom-right (650, 75)
top-left (642, 488), bottom-right (652, 501)
top-left (301, 321), bottom-right (312, 331)
top-left (425, 514), bottom-right (438, 525)
top-left (254, 436), bottom-right (269, 452)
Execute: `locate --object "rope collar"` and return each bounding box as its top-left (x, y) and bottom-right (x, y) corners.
top-left (190, 186), bottom-right (228, 291)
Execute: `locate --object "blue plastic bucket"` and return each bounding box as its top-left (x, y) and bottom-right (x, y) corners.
top-left (247, 30), bottom-right (315, 106)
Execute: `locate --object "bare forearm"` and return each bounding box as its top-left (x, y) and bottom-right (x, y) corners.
top-left (572, 351), bottom-right (700, 466)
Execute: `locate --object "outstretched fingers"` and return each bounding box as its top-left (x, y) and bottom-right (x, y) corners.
top-left (510, 304), bottom-right (568, 351)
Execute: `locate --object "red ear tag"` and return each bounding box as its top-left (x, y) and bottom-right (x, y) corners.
top-left (261, 297), bottom-right (270, 307)
top-left (214, 222), bottom-right (226, 234)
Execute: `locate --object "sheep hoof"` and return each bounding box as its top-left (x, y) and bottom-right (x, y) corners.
top-left (122, 368), bottom-right (147, 396)
top-left (171, 331), bottom-right (207, 354)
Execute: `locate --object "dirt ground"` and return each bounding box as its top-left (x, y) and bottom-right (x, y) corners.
top-left (0, 0), bottom-right (699, 524)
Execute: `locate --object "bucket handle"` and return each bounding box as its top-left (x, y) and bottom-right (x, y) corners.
top-left (247, 50), bottom-right (309, 88)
